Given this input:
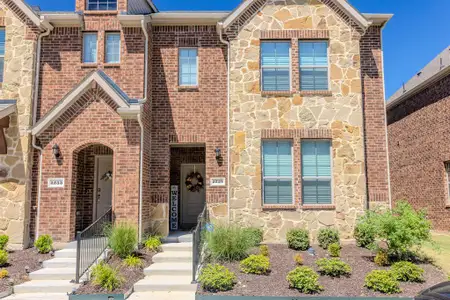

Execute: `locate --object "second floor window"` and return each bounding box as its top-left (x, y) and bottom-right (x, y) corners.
top-left (87, 0), bottom-right (117, 11)
top-left (0, 28), bottom-right (5, 83)
top-left (299, 41), bottom-right (329, 91)
top-left (83, 33), bottom-right (97, 63)
top-left (105, 33), bottom-right (120, 63)
top-left (179, 48), bottom-right (198, 86)
top-left (261, 41), bottom-right (290, 91)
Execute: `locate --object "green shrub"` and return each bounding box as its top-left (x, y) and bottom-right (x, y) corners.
top-left (286, 267), bottom-right (323, 294)
top-left (0, 235), bottom-right (8, 250)
top-left (374, 250), bottom-right (390, 266)
top-left (328, 243), bottom-right (340, 257)
top-left (205, 224), bottom-right (255, 261)
top-left (199, 264), bottom-right (236, 292)
top-left (294, 253), bottom-right (304, 265)
top-left (260, 245), bottom-right (269, 257)
top-left (144, 236), bottom-right (162, 252)
top-left (123, 255), bottom-right (143, 268)
top-left (365, 270), bottom-right (401, 294)
top-left (243, 227), bottom-right (263, 246)
top-left (240, 255), bottom-right (270, 275)
top-left (391, 261), bottom-right (424, 282)
top-left (354, 214), bottom-right (377, 248)
top-left (34, 235), bottom-right (53, 254)
top-left (106, 223), bottom-right (138, 259)
top-left (91, 262), bottom-right (123, 292)
top-left (0, 269), bottom-right (8, 279)
top-left (317, 228), bottom-right (340, 249)
top-left (316, 258), bottom-right (351, 277)
top-left (286, 229), bottom-right (310, 251)
top-left (0, 250), bottom-right (7, 267)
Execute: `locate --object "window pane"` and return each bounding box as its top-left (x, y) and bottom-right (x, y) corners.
top-left (300, 68), bottom-right (328, 91)
top-left (179, 48), bottom-right (197, 86)
top-left (302, 179), bottom-right (331, 204)
top-left (316, 140), bottom-right (331, 177)
top-left (261, 42), bottom-right (290, 67)
top-left (278, 180), bottom-right (293, 204)
top-left (106, 33), bottom-right (120, 63)
top-left (0, 57), bottom-right (3, 83)
top-left (264, 179), bottom-right (279, 204)
top-left (263, 179), bottom-right (292, 205)
top-left (302, 180), bottom-right (318, 205)
top-left (262, 68), bottom-right (290, 91)
top-left (302, 141), bottom-right (317, 177)
top-left (317, 180), bottom-right (332, 204)
top-left (300, 41), bottom-right (328, 66)
top-left (263, 141), bottom-right (278, 177)
top-left (299, 42), bottom-right (314, 65)
top-left (314, 42), bottom-right (328, 66)
top-left (278, 141), bottom-right (292, 177)
top-left (87, 0), bottom-right (117, 10)
top-left (299, 41), bottom-right (328, 91)
top-left (83, 33), bottom-right (97, 63)
top-left (0, 29), bottom-right (5, 56)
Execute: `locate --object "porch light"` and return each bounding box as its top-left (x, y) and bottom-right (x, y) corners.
top-left (215, 147), bottom-right (221, 160)
top-left (52, 144), bottom-right (61, 159)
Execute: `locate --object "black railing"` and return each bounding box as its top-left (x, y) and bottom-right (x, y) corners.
top-left (75, 208), bottom-right (112, 283)
top-left (192, 205), bottom-right (209, 283)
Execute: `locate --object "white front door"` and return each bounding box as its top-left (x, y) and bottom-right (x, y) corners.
top-left (181, 164), bottom-right (206, 228)
top-left (95, 156), bottom-right (113, 220)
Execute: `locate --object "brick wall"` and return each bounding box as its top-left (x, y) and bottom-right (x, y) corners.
top-left (387, 74), bottom-right (450, 231)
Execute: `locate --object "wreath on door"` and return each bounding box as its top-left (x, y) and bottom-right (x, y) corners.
top-left (185, 171), bottom-right (204, 192)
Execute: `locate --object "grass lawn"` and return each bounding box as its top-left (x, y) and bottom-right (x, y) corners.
top-left (423, 232), bottom-right (450, 275)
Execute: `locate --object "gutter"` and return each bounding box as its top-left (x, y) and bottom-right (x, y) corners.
top-left (217, 22), bottom-right (231, 222)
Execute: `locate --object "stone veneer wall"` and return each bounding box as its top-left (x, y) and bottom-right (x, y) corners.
top-left (0, 4), bottom-right (37, 249)
top-left (228, 0), bottom-right (367, 242)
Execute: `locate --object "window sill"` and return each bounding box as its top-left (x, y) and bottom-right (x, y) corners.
top-left (261, 90), bottom-right (294, 97)
top-left (301, 204), bottom-right (336, 210)
top-left (81, 63), bottom-right (98, 68)
top-left (178, 86), bottom-right (199, 91)
top-left (299, 90), bottom-right (332, 97)
top-left (262, 205), bottom-right (297, 211)
top-left (104, 63), bottom-right (120, 68)
top-left (83, 10), bottom-right (118, 15)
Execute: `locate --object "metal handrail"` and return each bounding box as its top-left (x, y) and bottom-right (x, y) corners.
top-left (192, 205), bottom-right (209, 283)
top-left (75, 208), bottom-right (112, 283)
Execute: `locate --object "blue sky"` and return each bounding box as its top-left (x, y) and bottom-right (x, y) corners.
top-left (27, 0), bottom-right (449, 99)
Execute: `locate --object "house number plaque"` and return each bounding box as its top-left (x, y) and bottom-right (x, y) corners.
top-left (48, 178), bottom-right (65, 188)
top-left (170, 185), bottom-right (179, 231)
top-left (210, 177), bottom-right (226, 187)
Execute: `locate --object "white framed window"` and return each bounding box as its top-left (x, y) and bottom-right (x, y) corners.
top-left (262, 140), bottom-right (293, 205)
top-left (83, 33), bottom-right (98, 63)
top-left (299, 41), bottom-right (329, 91)
top-left (301, 140), bottom-right (333, 205)
top-left (105, 32), bottom-right (120, 63)
top-left (0, 28), bottom-right (5, 83)
top-left (87, 0), bottom-right (117, 10)
top-left (179, 48), bottom-right (198, 86)
top-left (446, 162), bottom-right (450, 204)
top-left (261, 41), bottom-right (291, 91)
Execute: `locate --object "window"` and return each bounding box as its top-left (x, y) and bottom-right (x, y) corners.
top-left (179, 48), bottom-right (198, 86)
top-left (83, 33), bottom-right (98, 63)
top-left (105, 33), bottom-right (120, 63)
top-left (87, 0), bottom-right (117, 10)
top-left (262, 141), bottom-right (293, 205)
top-left (299, 41), bottom-right (329, 91)
top-left (301, 140), bottom-right (332, 205)
top-left (261, 41), bottom-right (290, 91)
top-left (0, 28), bottom-right (5, 83)
top-left (446, 163), bottom-right (450, 203)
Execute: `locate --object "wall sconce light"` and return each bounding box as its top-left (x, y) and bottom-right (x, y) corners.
top-left (215, 147), bottom-right (221, 160)
top-left (52, 144), bottom-right (61, 159)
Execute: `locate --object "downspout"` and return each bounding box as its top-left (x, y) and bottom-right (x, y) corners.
top-left (138, 17), bottom-right (149, 242)
top-left (217, 23), bottom-right (231, 222)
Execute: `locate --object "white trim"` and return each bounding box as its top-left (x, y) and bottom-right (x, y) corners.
top-left (105, 32), bottom-right (121, 64)
top-left (178, 47), bottom-right (199, 87)
top-left (362, 14), bottom-right (393, 26)
top-left (152, 12), bottom-right (228, 25)
top-left (0, 104), bottom-right (16, 119)
top-left (40, 14), bottom-right (82, 27)
top-left (117, 15), bottom-right (149, 28)
top-left (260, 40), bottom-right (292, 92)
top-left (82, 32), bottom-right (98, 64)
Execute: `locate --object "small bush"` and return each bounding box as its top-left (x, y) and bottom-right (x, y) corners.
top-left (244, 228), bottom-right (263, 246)
top-left (91, 262), bottom-right (123, 292)
top-left (144, 236), bottom-right (162, 252)
top-left (317, 228), bottom-right (340, 249)
top-left (354, 215), bottom-right (376, 248)
top-left (328, 243), bottom-right (340, 257)
top-left (123, 255), bottom-right (143, 268)
top-left (205, 224), bottom-right (255, 261)
top-left (240, 255), bottom-right (270, 275)
top-left (391, 261), bottom-right (425, 282)
top-left (286, 267), bottom-right (323, 294)
top-left (0, 235), bottom-right (8, 250)
top-left (294, 253), bottom-right (304, 265)
top-left (0, 269), bottom-right (8, 279)
top-left (365, 270), bottom-right (401, 294)
top-left (34, 235), bottom-right (53, 254)
top-left (374, 250), bottom-right (390, 266)
top-left (199, 264), bottom-right (236, 292)
top-left (260, 245), bottom-right (269, 257)
top-left (286, 229), bottom-right (310, 251)
top-left (107, 223), bottom-right (138, 259)
top-left (316, 258), bottom-right (351, 277)
top-left (0, 250), bottom-right (7, 267)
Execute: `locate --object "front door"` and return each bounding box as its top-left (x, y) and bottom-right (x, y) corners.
top-left (180, 164), bottom-right (206, 229)
top-left (94, 156), bottom-right (113, 220)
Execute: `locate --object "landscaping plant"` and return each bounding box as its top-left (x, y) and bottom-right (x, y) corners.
top-left (0, 269), bottom-right (8, 279)
top-left (354, 213), bottom-right (377, 248)
top-left (316, 258), bottom-right (352, 277)
top-left (0, 250), bottom-right (7, 266)
top-left (391, 261), bottom-right (425, 282)
top-left (286, 266), bottom-right (323, 294)
top-left (294, 253), bottom-right (304, 265)
top-left (328, 243), bottom-right (341, 257)
top-left (107, 223), bottom-right (138, 259)
top-left (286, 229), bottom-right (310, 251)
top-left (240, 254), bottom-right (270, 275)
top-left (205, 224), bottom-right (255, 261)
top-left (0, 235), bottom-right (8, 250)
top-left (364, 270), bottom-right (401, 294)
top-left (123, 255), bottom-right (143, 268)
top-left (91, 262), bottom-right (124, 292)
top-left (199, 264), bottom-right (236, 292)
top-left (317, 228), bottom-right (340, 249)
top-left (144, 236), bottom-right (162, 252)
top-left (34, 235), bottom-right (53, 254)
top-left (374, 249), bottom-right (390, 266)
top-left (243, 227), bottom-right (263, 246)
top-left (259, 245), bottom-right (269, 257)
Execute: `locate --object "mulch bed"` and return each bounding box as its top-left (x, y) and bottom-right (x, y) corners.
top-left (198, 244), bottom-right (447, 297)
top-left (76, 249), bottom-right (155, 295)
top-left (0, 248), bottom-right (52, 293)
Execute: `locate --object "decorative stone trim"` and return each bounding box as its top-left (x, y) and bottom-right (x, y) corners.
top-left (262, 205), bottom-right (297, 211)
top-left (299, 90), bottom-right (333, 97)
top-left (261, 129), bottom-right (333, 139)
top-left (168, 134), bottom-right (206, 144)
top-left (261, 90), bottom-right (294, 97)
top-left (301, 204), bottom-right (336, 210)
top-left (261, 30), bottom-right (329, 40)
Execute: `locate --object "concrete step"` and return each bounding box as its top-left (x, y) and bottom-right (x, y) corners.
top-left (144, 262), bottom-right (192, 276)
top-left (133, 275), bottom-right (197, 292)
top-left (3, 293), bottom-right (69, 300)
top-left (43, 258), bottom-right (76, 268)
top-left (13, 281), bottom-right (78, 294)
top-left (161, 242), bottom-right (192, 252)
top-left (162, 233), bottom-right (193, 244)
top-left (54, 249), bottom-right (76, 259)
top-left (152, 251), bottom-right (192, 263)
top-left (128, 291), bottom-right (195, 300)
top-left (29, 268), bottom-right (75, 281)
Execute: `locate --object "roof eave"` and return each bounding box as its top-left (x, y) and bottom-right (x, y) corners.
top-left (11, 0), bottom-right (53, 30)
top-left (363, 13), bottom-right (394, 28)
top-left (151, 12), bottom-right (229, 25)
top-left (41, 14), bottom-right (82, 27)
top-left (117, 14), bottom-right (150, 27)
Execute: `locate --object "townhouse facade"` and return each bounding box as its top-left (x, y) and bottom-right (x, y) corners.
top-left (387, 46), bottom-right (450, 231)
top-left (0, 0), bottom-right (392, 244)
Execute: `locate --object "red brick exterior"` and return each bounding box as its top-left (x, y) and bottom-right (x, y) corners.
top-left (387, 74), bottom-right (450, 231)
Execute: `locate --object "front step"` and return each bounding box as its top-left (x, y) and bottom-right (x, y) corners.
top-left (152, 251), bottom-right (192, 263)
top-left (133, 275), bottom-right (197, 292)
top-left (160, 242), bottom-right (192, 252)
top-left (162, 233), bottom-right (193, 244)
top-left (43, 258), bottom-right (76, 268)
top-left (54, 248), bottom-right (76, 259)
top-left (128, 291), bottom-right (195, 300)
top-left (13, 280), bottom-right (78, 294)
top-left (144, 262), bottom-right (192, 276)
top-left (29, 268), bottom-right (75, 280)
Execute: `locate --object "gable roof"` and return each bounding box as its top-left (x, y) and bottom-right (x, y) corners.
top-left (220, 0), bottom-right (371, 30)
top-left (128, 0), bottom-right (158, 14)
top-left (32, 70), bottom-right (141, 136)
top-left (10, 0), bottom-right (53, 30)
